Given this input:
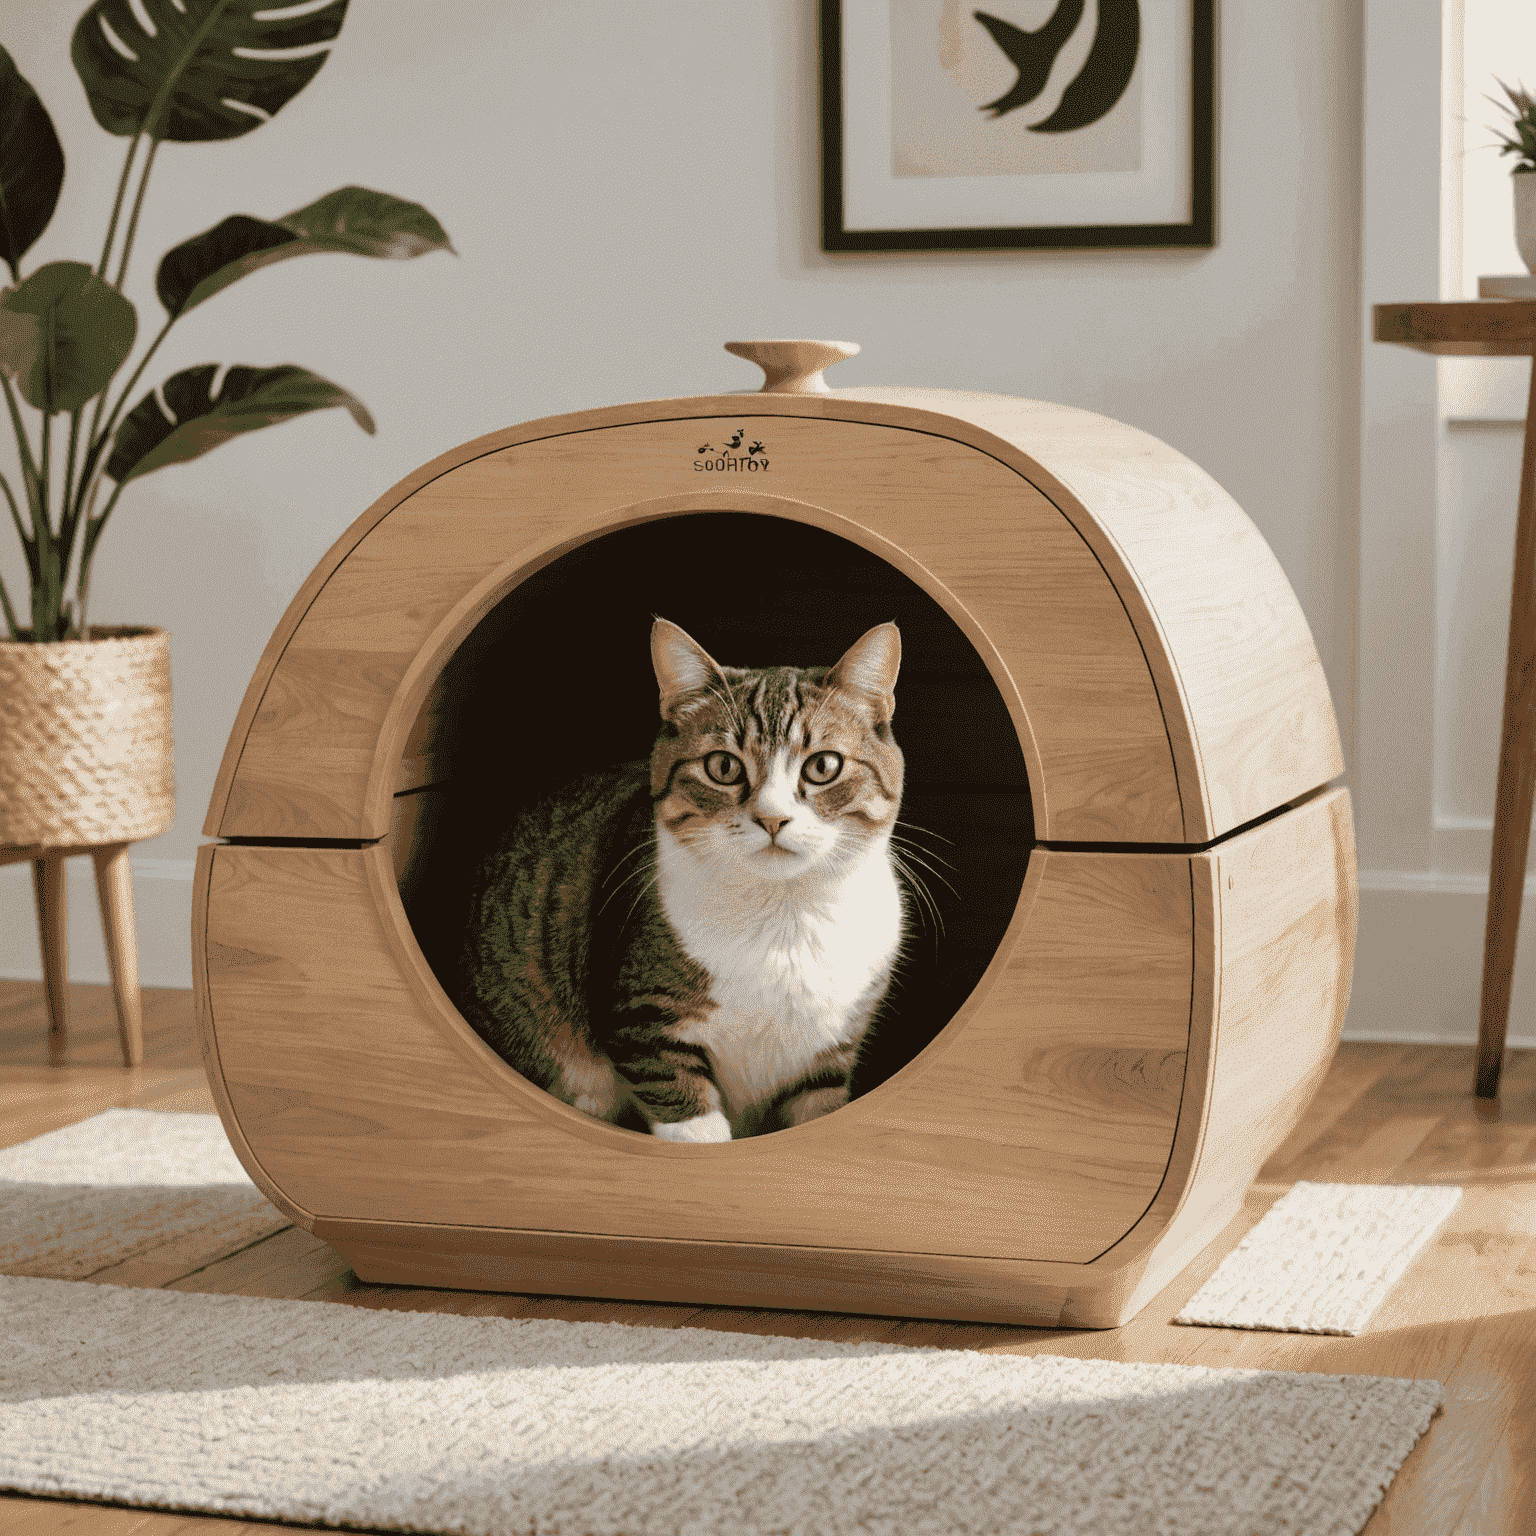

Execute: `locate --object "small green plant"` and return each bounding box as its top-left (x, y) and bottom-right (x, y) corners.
top-left (0, 0), bottom-right (452, 642)
top-left (1490, 77), bottom-right (1536, 174)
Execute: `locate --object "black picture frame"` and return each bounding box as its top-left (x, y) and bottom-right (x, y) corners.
top-left (820, 0), bottom-right (1216, 252)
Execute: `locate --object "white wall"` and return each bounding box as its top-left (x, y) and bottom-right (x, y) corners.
top-left (1438, 0), bottom-right (1536, 822)
top-left (0, 1), bottom-right (1364, 990)
top-left (1349, 0), bottom-right (1536, 1048)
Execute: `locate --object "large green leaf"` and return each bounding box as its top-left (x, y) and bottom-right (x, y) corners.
top-left (277, 186), bottom-right (455, 258)
top-left (155, 215), bottom-right (296, 318)
top-left (106, 362), bottom-right (375, 483)
top-left (71, 0), bottom-right (349, 144)
top-left (0, 261), bottom-right (137, 413)
top-left (156, 188), bottom-right (455, 318)
top-left (0, 48), bottom-right (65, 284)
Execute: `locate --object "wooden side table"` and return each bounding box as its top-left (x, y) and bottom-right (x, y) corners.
top-left (0, 840), bottom-right (144, 1067)
top-left (1376, 298), bottom-right (1536, 1096)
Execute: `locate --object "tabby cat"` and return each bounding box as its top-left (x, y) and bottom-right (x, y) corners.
top-left (454, 618), bottom-right (905, 1141)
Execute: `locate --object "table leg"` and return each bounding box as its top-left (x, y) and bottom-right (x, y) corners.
top-left (31, 852), bottom-right (68, 1067)
top-left (92, 841), bottom-right (143, 1067)
top-left (1476, 358), bottom-right (1536, 1097)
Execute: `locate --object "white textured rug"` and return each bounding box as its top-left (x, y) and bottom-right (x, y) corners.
top-left (1175, 1182), bottom-right (1463, 1336)
top-left (0, 1275), bottom-right (1442, 1536)
top-left (0, 1108), bottom-right (288, 1280)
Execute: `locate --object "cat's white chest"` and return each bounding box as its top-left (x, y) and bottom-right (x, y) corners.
top-left (657, 839), bottom-right (902, 1117)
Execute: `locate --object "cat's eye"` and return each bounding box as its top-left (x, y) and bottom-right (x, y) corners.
top-left (703, 751), bottom-right (744, 785)
top-left (802, 751), bottom-right (843, 784)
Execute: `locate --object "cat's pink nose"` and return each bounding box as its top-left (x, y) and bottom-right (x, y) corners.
top-left (756, 815), bottom-right (791, 840)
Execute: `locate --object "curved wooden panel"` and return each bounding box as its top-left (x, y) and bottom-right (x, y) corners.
top-left (1188, 785), bottom-right (1357, 1200)
top-left (212, 415), bottom-right (1187, 844)
top-left (197, 834), bottom-right (1192, 1266)
top-left (211, 389), bottom-right (1339, 850)
top-left (835, 388), bottom-right (1345, 840)
top-left (1073, 786), bottom-right (1357, 1323)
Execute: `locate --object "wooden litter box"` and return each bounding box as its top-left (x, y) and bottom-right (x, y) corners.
top-left (195, 339), bottom-right (1355, 1328)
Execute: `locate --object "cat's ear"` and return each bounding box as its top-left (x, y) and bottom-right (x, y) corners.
top-left (828, 622), bottom-right (901, 721)
top-left (651, 619), bottom-right (727, 721)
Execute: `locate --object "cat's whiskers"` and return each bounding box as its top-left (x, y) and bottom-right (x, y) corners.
top-left (599, 855), bottom-right (656, 903)
top-left (680, 819), bottom-right (871, 906)
top-left (889, 847), bottom-right (945, 940)
top-left (620, 868), bottom-right (662, 927)
top-left (596, 844), bottom-right (660, 918)
top-left (887, 820), bottom-right (959, 927)
top-left (886, 837), bottom-right (959, 896)
top-left (895, 843), bottom-right (947, 875)
top-left (892, 879), bottom-right (942, 949)
top-left (895, 817), bottom-right (955, 847)
top-left (601, 835), bottom-right (658, 884)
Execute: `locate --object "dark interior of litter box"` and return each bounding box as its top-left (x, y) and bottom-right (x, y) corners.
top-left (398, 511), bottom-right (1032, 1113)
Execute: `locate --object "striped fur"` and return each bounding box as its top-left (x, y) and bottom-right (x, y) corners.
top-left (455, 621), bottom-right (905, 1141)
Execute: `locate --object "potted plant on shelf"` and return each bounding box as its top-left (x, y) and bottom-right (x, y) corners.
top-left (1491, 78), bottom-right (1536, 273)
top-left (0, 0), bottom-right (452, 855)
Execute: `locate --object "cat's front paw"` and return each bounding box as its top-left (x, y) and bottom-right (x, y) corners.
top-left (651, 1110), bottom-right (732, 1143)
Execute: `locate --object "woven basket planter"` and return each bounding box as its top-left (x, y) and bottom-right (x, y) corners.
top-left (0, 626), bottom-right (174, 847)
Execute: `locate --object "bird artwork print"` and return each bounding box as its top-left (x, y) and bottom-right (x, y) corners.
top-left (973, 0), bottom-right (1140, 132)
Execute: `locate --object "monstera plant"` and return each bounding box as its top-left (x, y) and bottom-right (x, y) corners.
top-left (0, 0), bottom-right (452, 644)
top-left (0, 0), bottom-right (451, 856)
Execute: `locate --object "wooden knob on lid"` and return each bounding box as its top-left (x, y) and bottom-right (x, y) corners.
top-left (724, 338), bottom-right (861, 394)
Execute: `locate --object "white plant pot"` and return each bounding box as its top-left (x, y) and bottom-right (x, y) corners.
top-left (1517, 172), bottom-right (1536, 274)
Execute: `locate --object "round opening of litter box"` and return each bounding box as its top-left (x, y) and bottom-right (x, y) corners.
top-left (396, 511), bottom-right (1032, 1134)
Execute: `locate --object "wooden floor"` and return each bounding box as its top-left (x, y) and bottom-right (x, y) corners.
top-left (2, 981), bottom-right (1534, 1534)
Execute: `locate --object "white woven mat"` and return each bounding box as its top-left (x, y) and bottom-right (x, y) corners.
top-left (1175, 1181), bottom-right (1463, 1336)
top-left (1, 1276), bottom-right (1442, 1536)
top-left (0, 1108), bottom-right (289, 1280)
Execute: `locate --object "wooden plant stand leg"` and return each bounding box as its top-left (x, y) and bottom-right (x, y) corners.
top-left (1476, 358), bottom-right (1536, 1098)
top-left (31, 851), bottom-right (68, 1067)
top-left (92, 841), bottom-right (143, 1068)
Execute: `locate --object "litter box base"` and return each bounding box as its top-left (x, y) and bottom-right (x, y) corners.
top-left (317, 1194), bottom-right (1246, 1330)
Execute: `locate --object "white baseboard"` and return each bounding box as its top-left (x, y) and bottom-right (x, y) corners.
top-left (1346, 873), bottom-right (1536, 1047)
top-left (1341, 1027), bottom-right (1536, 1049)
top-left (0, 855), bottom-right (194, 989)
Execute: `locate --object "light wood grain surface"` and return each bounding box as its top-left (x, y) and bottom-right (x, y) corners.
top-left (195, 789), bottom-right (1352, 1327)
top-left (1072, 785), bottom-right (1358, 1326)
top-left (1, 841), bottom-right (145, 1069)
top-left (722, 338), bottom-right (860, 393)
top-left (207, 387), bottom-right (1341, 849)
top-left (213, 426), bottom-right (1175, 845)
top-left (198, 836), bottom-right (1186, 1269)
top-left (2, 982), bottom-right (1531, 1533)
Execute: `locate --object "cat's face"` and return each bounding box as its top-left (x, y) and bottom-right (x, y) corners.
top-left (649, 621), bottom-right (904, 884)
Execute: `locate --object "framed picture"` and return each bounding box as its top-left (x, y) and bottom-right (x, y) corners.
top-left (820, 0), bottom-right (1216, 251)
